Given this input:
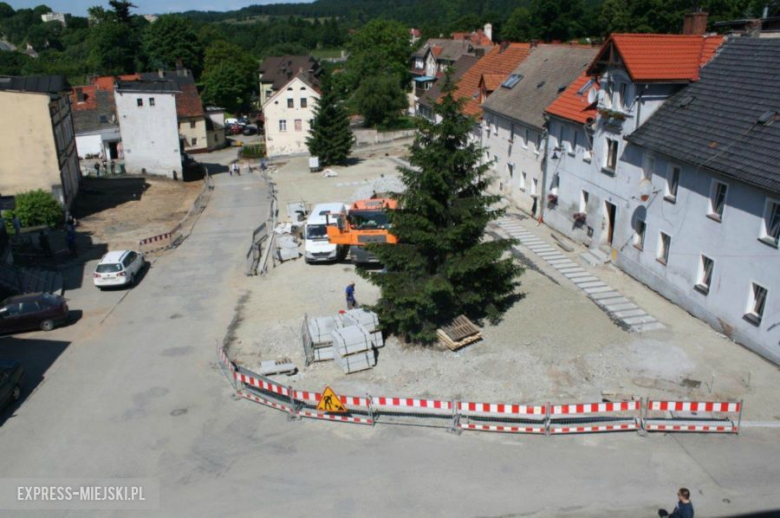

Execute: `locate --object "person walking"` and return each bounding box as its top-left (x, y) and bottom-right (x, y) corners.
top-left (345, 282), bottom-right (358, 309)
top-left (659, 488), bottom-right (694, 518)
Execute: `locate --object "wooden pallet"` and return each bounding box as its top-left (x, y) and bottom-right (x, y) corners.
top-left (437, 315), bottom-right (482, 351)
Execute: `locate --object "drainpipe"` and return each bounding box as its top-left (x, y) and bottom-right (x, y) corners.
top-left (539, 122), bottom-right (550, 224)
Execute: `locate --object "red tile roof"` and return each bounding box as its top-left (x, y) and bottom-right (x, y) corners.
top-left (545, 72), bottom-right (599, 124)
top-left (452, 29), bottom-right (493, 46)
top-left (70, 85), bottom-right (98, 111)
top-left (589, 34), bottom-right (725, 82)
top-left (176, 83), bottom-right (205, 119)
top-left (431, 46), bottom-right (443, 57)
top-left (481, 73), bottom-right (505, 92)
top-left (452, 43), bottom-right (531, 118)
top-left (92, 74), bottom-right (140, 91)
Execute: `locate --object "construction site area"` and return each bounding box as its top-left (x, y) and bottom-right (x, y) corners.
top-left (226, 149), bottom-right (780, 422)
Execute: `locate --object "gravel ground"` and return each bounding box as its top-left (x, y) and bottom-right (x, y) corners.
top-left (228, 152), bottom-right (780, 421)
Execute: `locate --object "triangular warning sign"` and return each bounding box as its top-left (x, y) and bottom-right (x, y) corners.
top-left (316, 386), bottom-right (348, 413)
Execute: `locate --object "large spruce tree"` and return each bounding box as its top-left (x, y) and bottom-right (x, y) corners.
top-left (362, 74), bottom-right (522, 344)
top-left (306, 75), bottom-right (354, 166)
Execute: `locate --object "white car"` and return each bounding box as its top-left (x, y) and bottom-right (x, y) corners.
top-left (93, 250), bottom-right (146, 289)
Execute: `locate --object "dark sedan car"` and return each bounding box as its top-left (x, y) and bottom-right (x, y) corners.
top-left (0, 360), bottom-right (24, 411)
top-left (0, 292), bottom-right (68, 334)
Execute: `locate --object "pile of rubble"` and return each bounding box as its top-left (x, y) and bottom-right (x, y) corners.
top-left (305, 309), bottom-right (384, 374)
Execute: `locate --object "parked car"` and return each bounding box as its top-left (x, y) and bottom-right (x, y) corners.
top-left (93, 250), bottom-right (146, 289)
top-left (242, 124), bottom-right (258, 136)
top-left (0, 292), bottom-right (69, 333)
top-left (0, 360), bottom-right (24, 412)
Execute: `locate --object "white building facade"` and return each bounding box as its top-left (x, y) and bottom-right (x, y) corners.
top-left (115, 80), bottom-right (182, 178)
top-left (263, 75), bottom-right (320, 158)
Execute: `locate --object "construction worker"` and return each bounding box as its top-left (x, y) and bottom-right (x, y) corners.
top-left (345, 282), bottom-right (358, 309)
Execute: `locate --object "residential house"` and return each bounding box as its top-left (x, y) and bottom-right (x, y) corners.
top-left (70, 74), bottom-right (139, 160)
top-left (115, 79), bottom-right (182, 178)
top-left (416, 54), bottom-right (480, 120)
top-left (409, 28), bottom-right (421, 45)
top-left (262, 72), bottom-right (320, 158)
top-left (452, 24), bottom-right (494, 46)
top-left (410, 37), bottom-right (492, 114)
top-left (41, 12), bottom-right (67, 25)
top-left (205, 107), bottom-right (227, 151)
top-left (140, 68), bottom-right (208, 154)
top-left (481, 44), bottom-right (598, 216)
top-left (620, 37), bottom-right (780, 362)
top-left (0, 75), bottom-right (80, 208)
top-left (258, 55), bottom-right (322, 107)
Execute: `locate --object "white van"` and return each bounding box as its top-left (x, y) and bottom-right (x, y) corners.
top-left (304, 203), bottom-right (347, 263)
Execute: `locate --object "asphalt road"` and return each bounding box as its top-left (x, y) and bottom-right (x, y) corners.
top-left (1, 169), bottom-right (780, 517)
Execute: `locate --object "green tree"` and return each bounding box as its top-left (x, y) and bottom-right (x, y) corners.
top-left (306, 75), bottom-right (354, 166)
top-left (354, 73), bottom-right (407, 128)
top-left (88, 21), bottom-right (136, 74)
top-left (200, 40), bottom-right (257, 111)
top-left (143, 15), bottom-right (203, 76)
top-left (0, 2), bottom-right (14, 19)
top-left (344, 19), bottom-right (410, 93)
top-left (12, 190), bottom-right (63, 229)
top-left (360, 74), bottom-right (522, 343)
top-left (503, 7), bottom-right (533, 42)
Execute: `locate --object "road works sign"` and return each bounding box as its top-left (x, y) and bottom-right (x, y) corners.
top-left (316, 386), bottom-right (347, 413)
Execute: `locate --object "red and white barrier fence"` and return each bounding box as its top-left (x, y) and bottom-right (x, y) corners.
top-left (224, 350), bottom-right (746, 437)
top-left (642, 400), bottom-right (742, 434)
top-left (458, 401), bottom-right (547, 434)
top-left (549, 401), bottom-right (640, 435)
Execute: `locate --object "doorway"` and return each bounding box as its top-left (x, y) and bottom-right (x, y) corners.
top-left (605, 201), bottom-right (617, 247)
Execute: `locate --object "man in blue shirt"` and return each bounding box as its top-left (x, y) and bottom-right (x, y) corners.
top-left (659, 488), bottom-right (694, 518)
top-left (345, 282), bottom-right (357, 309)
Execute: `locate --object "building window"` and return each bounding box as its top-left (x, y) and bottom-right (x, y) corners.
top-left (760, 199), bottom-right (780, 248)
top-left (149, 97), bottom-right (155, 107)
top-left (520, 171), bottom-right (526, 191)
top-left (580, 190), bottom-right (589, 213)
top-left (708, 180), bottom-right (728, 222)
top-left (415, 58), bottom-right (423, 69)
top-left (657, 232), bottom-right (671, 265)
top-left (136, 98), bottom-right (143, 107)
top-left (557, 125), bottom-right (565, 149)
top-left (507, 163), bottom-right (514, 179)
top-left (745, 283), bottom-right (768, 325)
top-left (523, 128), bottom-right (529, 149)
top-left (570, 130), bottom-right (578, 156)
top-left (493, 122), bottom-right (498, 136)
top-left (605, 139), bottom-right (618, 172)
top-left (536, 133), bottom-right (542, 154)
top-left (531, 178), bottom-right (538, 197)
top-left (696, 255), bottom-right (714, 295)
top-left (287, 99), bottom-right (294, 108)
top-left (509, 125), bottom-right (514, 143)
top-left (665, 166), bottom-right (681, 202)
top-left (191, 137), bottom-right (197, 146)
top-left (643, 155), bottom-right (655, 180)
top-left (279, 119), bottom-right (287, 132)
top-left (634, 220), bottom-right (646, 250)
top-left (301, 97), bottom-right (307, 108)
top-left (294, 119), bottom-right (302, 131)
top-left (189, 120), bottom-right (196, 129)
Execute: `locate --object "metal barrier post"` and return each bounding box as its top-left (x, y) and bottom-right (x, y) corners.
top-left (447, 401), bottom-right (462, 435)
top-left (545, 402), bottom-right (551, 437)
top-left (366, 393), bottom-right (375, 426)
top-left (287, 385), bottom-right (301, 421)
top-left (737, 399), bottom-right (744, 435)
top-left (637, 397), bottom-right (648, 436)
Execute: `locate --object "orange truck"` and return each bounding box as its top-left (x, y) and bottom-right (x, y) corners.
top-left (326, 198), bottom-right (398, 264)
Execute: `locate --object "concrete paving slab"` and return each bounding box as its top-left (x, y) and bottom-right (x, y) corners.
top-left (572, 278), bottom-right (602, 285)
top-left (564, 274), bottom-right (595, 281)
top-left (584, 286), bottom-right (614, 294)
top-left (614, 309), bottom-right (648, 319)
top-left (589, 290), bottom-right (622, 300)
top-left (596, 296), bottom-right (630, 306)
top-left (577, 281), bottom-right (607, 289)
top-left (622, 315), bottom-right (658, 325)
top-left (604, 302), bottom-right (638, 312)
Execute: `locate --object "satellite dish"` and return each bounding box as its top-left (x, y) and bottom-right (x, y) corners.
top-left (587, 88), bottom-right (596, 104)
top-left (638, 177), bottom-right (653, 203)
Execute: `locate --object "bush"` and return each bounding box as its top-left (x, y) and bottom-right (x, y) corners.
top-left (240, 144), bottom-right (265, 159)
top-left (12, 190), bottom-right (63, 229)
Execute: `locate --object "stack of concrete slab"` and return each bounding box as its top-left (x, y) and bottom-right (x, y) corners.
top-left (331, 325), bottom-right (377, 374)
top-left (307, 316), bottom-right (340, 361)
top-left (342, 309), bottom-right (384, 348)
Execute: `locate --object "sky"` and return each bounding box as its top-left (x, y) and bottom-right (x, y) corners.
top-left (6, 0), bottom-right (312, 17)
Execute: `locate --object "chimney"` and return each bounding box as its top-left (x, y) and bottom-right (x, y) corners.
top-left (175, 59), bottom-right (184, 76)
top-left (530, 39), bottom-right (539, 49)
top-left (682, 11), bottom-right (708, 35)
top-left (745, 18), bottom-right (763, 37)
top-left (483, 23), bottom-right (493, 42)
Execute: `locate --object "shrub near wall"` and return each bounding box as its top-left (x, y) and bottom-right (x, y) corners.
top-left (240, 144), bottom-right (266, 159)
top-left (2, 190), bottom-right (63, 232)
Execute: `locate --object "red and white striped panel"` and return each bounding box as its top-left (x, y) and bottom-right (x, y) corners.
top-left (298, 410), bottom-right (374, 426)
top-left (648, 401), bottom-right (741, 413)
top-left (549, 422), bottom-right (638, 434)
top-left (234, 372), bottom-right (290, 397)
top-left (293, 390), bottom-right (370, 408)
top-left (216, 344), bottom-right (235, 371)
top-left (372, 396), bottom-right (453, 412)
top-left (460, 423), bottom-right (546, 434)
top-left (551, 401), bottom-right (640, 416)
top-left (458, 402), bottom-right (545, 415)
top-left (645, 422), bottom-right (737, 433)
top-left (238, 390), bottom-right (292, 413)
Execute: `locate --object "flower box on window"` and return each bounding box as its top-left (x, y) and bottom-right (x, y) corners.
top-left (547, 193), bottom-right (558, 204)
top-left (573, 212), bottom-right (587, 223)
